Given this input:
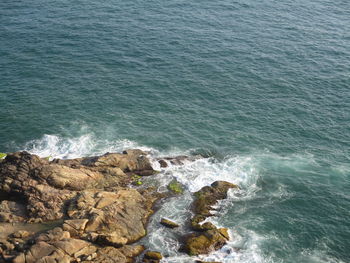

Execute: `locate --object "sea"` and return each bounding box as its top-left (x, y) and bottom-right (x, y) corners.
top-left (0, 0), bottom-right (349, 262)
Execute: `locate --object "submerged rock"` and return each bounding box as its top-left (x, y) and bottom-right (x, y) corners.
top-left (160, 218), bottom-right (180, 228)
top-left (167, 179), bottom-right (184, 194)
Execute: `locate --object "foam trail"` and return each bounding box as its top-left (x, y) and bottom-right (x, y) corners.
top-left (23, 134), bottom-right (155, 159)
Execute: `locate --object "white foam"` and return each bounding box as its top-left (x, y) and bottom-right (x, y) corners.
top-left (23, 134), bottom-right (155, 159)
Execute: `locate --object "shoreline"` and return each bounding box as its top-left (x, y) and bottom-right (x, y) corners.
top-left (0, 150), bottom-right (236, 263)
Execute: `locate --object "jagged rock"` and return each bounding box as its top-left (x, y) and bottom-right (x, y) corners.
top-left (160, 218), bottom-right (179, 228)
top-left (66, 189), bottom-right (156, 245)
top-left (191, 181), bottom-right (238, 230)
top-left (181, 181), bottom-right (237, 256)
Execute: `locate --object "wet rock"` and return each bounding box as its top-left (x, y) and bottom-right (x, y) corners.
top-left (158, 159), bottom-right (168, 168)
top-left (191, 181), bottom-right (238, 230)
top-left (160, 218), bottom-right (179, 228)
top-left (143, 251), bottom-right (163, 263)
top-left (167, 179), bottom-right (184, 194)
top-left (183, 228), bottom-right (229, 256)
top-left (181, 181), bottom-right (237, 256)
top-left (157, 155), bottom-right (202, 166)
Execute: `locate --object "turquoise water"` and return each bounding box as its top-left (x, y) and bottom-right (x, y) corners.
top-left (1, 0), bottom-right (349, 262)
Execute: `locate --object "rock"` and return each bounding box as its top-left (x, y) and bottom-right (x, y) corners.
top-left (181, 181), bottom-right (237, 256)
top-left (191, 181), bottom-right (238, 230)
top-left (160, 218), bottom-right (179, 228)
top-left (13, 227), bottom-right (97, 263)
top-left (0, 201), bottom-right (26, 223)
top-left (167, 179), bottom-right (184, 194)
top-left (10, 230), bottom-right (31, 239)
top-left (182, 228), bottom-right (229, 256)
top-left (0, 150), bottom-right (162, 263)
top-left (88, 245), bottom-right (144, 263)
top-left (67, 189), bottom-right (156, 245)
top-left (142, 251), bottom-right (163, 262)
top-left (158, 159), bottom-right (168, 168)
top-left (0, 152), bottom-right (76, 221)
top-left (82, 150), bottom-right (155, 176)
top-left (34, 164), bottom-right (103, 190)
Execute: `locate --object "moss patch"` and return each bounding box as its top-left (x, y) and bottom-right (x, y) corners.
top-left (0, 153), bottom-right (7, 159)
top-left (167, 179), bottom-right (184, 194)
top-left (131, 174), bottom-right (143, 186)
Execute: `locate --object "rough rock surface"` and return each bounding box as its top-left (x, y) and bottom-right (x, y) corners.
top-left (0, 150), bottom-right (159, 262)
top-left (182, 181), bottom-right (238, 256)
top-left (65, 189), bottom-right (156, 245)
top-left (0, 201), bottom-right (26, 223)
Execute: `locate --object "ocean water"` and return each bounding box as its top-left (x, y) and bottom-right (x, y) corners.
top-left (0, 0), bottom-right (349, 262)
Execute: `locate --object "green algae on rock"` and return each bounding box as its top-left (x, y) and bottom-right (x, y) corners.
top-left (167, 179), bottom-right (184, 194)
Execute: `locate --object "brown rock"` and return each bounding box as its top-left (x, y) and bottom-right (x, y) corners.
top-left (183, 228), bottom-right (229, 256)
top-left (0, 201), bottom-right (26, 223)
top-left (181, 181), bottom-right (237, 256)
top-left (160, 218), bottom-right (179, 228)
top-left (67, 189), bottom-right (156, 245)
top-left (144, 251), bottom-right (163, 260)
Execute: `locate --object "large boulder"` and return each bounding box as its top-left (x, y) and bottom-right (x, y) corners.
top-left (81, 150), bottom-right (155, 176)
top-left (65, 189), bottom-right (156, 245)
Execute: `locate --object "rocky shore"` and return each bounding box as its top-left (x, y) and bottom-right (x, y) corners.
top-left (0, 150), bottom-right (237, 263)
